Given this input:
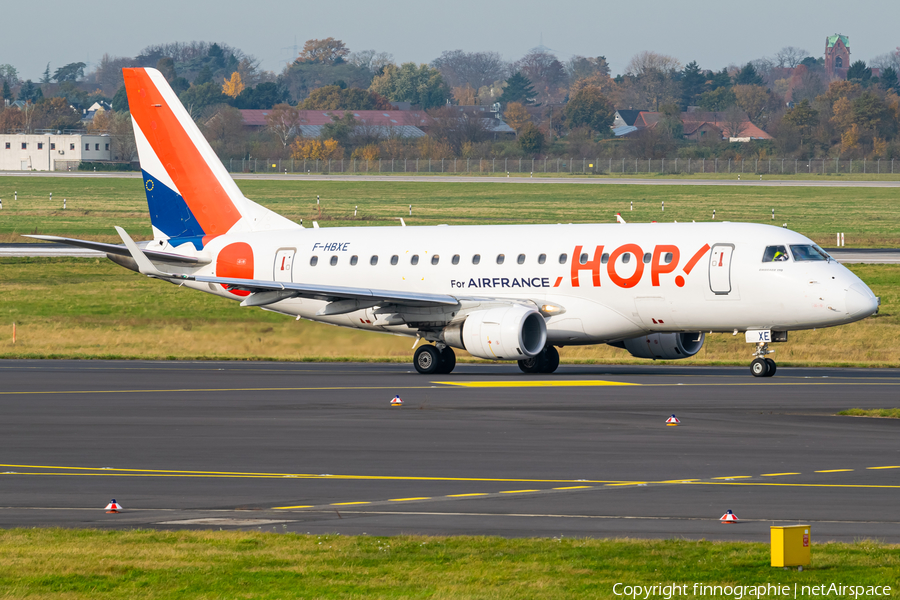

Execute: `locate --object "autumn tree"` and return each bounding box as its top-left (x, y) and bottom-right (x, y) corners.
top-left (783, 99), bottom-right (819, 148)
top-left (201, 105), bottom-right (246, 159)
top-left (518, 122), bottom-right (544, 154)
top-left (431, 50), bottom-right (507, 90)
top-left (733, 84), bottom-right (769, 124)
top-left (369, 63), bottom-right (449, 109)
top-left (266, 103), bottom-right (300, 148)
top-left (697, 87), bottom-right (736, 111)
top-left (301, 85), bottom-right (392, 110)
top-left (565, 86), bottom-right (615, 133)
top-left (513, 48), bottom-right (567, 104)
top-left (451, 85), bottom-right (476, 105)
top-left (620, 51), bottom-right (682, 111)
top-left (222, 72), bottom-right (245, 98)
top-left (298, 38), bottom-right (350, 65)
top-left (290, 138), bottom-right (343, 160)
top-left (503, 102), bottom-right (531, 136)
top-left (852, 91), bottom-right (895, 138)
top-left (426, 106), bottom-right (492, 154)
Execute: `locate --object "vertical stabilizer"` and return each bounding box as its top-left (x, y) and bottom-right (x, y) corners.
top-left (124, 68), bottom-right (297, 249)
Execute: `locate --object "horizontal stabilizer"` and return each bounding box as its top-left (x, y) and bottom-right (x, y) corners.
top-left (23, 235), bottom-right (208, 265)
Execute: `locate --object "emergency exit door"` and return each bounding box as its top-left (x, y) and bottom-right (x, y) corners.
top-left (273, 248), bottom-right (295, 282)
top-left (708, 243), bottom-right (734, 295)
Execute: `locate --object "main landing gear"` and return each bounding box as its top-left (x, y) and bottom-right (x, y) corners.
top-left (413, 344), bottom-right (456, 375)
top-left (518, 345), bottom-right (560, 374)
top-left (750, 342), bottom-right (777, 378)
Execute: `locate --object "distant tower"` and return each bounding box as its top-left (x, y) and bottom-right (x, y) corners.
top-left (825, 34), bottom-right (850, 80)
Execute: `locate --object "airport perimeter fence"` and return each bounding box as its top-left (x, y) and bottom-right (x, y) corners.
top-left (225, 157), bottom-right (900, 176)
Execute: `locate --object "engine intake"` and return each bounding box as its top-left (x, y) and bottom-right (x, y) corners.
top-left (614, 332), bottom-right (705, 360)
top-left (442, 305), bottom-right (547, 361)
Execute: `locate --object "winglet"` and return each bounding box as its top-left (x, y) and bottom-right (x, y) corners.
top-left (115, 226), bottom-right (179, 279)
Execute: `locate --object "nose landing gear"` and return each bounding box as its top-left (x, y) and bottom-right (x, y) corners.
top-left (750, 342), bottom-right (777, 377)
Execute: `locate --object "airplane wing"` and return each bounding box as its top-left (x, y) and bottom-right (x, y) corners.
top-left (23, 235), bottom-right (208, 265)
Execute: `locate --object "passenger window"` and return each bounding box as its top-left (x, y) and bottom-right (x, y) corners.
top-left (517, 254), bottom-right (525, 264)
top-left (370, 255), bottom-right (378, 266)
top-left (310, 256), bottom-right (318, 266)
top-left (601, 253), bottom-right (609, 264)
top-left (664, 252), bottom-right (673, 264)
top-left (762, 245), bottom-right (790, 262)
top-left (350, 255), bottom-right (358, 266)
top-left (390, 255), bottom-right (399, 265)
top-left (559, 253), bottom-right (568, 264)
top-left (411, 254), bottom-right (419, 265)
top-left (472, 254), bottom-right (481, 265)
top-left (452, 254), bottom-right (460, 265)
top-left (579, 253), bottom-right (588, 264)
top-left (538, 254), bottom-right (546, 264)
top-left (622, 253), bottom-right (631, 264)
top-left (790, 245), bottom-right (830, 261)
top-left (496, 254), bottom-right (505, 264)
top-left (431, 255), bottom-right (439, 265)
top-left (643, 253), bottom-right (651, 264)
top-left (330, 256), bottom-right (338, 266)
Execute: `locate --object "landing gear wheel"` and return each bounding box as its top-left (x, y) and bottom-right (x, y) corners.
top-left (543, 346), bottom-right (560, 374)
top-left (765, 358), bottom-right (777, 377)
top-left (750, 357), bottom-right (770, 378)
top-left (413, 345), bottom-right (441, 375)
top-left (435, 346), bottom-right (456, 374)
top-left (518, 354), bottom-right (545, 374)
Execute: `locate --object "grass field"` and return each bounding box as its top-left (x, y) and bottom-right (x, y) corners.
top-left (0, 530), bottom-right (897, 599)
top-left (837, 408), bottom-right (900, 418)
top-left (1, 176), bottom-right (899, 247)
top-left (1, 258), bottom-right (897, 365)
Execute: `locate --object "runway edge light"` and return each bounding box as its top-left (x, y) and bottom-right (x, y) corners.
top-left (666, 414), bottom-right (680, 426)
top-left (720, 509), bottom-right (739, 524)
top-left (105, 499), bottom-right (122, 513)
top-left (390, 395), bottom-right (403, 407)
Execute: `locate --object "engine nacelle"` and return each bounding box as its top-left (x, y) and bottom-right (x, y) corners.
top-left (616, 332), bottom-right (705, 360)
top-left (442, 305), bottom-right (547, 361)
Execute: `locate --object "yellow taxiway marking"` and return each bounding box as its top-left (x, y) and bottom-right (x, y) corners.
top-left (606, 482), bottom-right (648, 486)
top-left (434, 380), bottom-right (638, 387)
top-left (689, 482), bottom-right (900, 489)
top-left (816, 469), bottom-right (854, 473)
top-left (659, 479), bottom-right (700, 483)
top-left (389, 497), bottom-right (431, 502)
top-left (447, 493), bottom-right (489, 497)
top-left (500, 489), bottom-right (541, 494)
top-left (0, 464), bottom-right (627, 484)
top-left (553, 486), bottom-right (593, 490)
top-left (868, 466), bottom-right (900, 470)
top-left (712, 476), bottom-right (753, 479)
top-left (761, 472), bottom-right (801, 477)
top-left (331, 502), bottom-right (371, 506)
top-left (272, 505), bottom-right (313, 509)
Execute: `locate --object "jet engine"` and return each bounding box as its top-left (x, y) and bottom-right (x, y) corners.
top-left (441, 305), bottom-right (547, 361)
top-left (612, 332), bottom-right (705, 360)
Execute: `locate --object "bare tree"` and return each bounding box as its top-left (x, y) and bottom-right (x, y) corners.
top-left (431, 50), bottom-right (508, 91)
top-left (723, 105), bottom-right (750, 139)
top-left (870, 48), bottom-right (900, 72)
top-left (265, 104), bottom-right (301, 148)
top-left (625, 51), bottom-right (681, 76)
top-left (513, 48), bottom-right (567, 104)
top-left (426, 106), bottom-right (492, 155)
top-left (347, 50), bottom-right (395, 74)
top-left (775, 46), bottom-right (808, 69)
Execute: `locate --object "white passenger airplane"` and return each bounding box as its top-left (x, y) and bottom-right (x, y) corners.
top-left (29, 68), bottom-right (880, 377)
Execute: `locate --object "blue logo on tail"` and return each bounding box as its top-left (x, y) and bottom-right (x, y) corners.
top-left (142, 170), bottom-right (206, 249)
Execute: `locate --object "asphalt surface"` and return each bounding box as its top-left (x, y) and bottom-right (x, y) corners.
top-left (3, 170), bottom-right (900, 186)
top-left (1, 360), bottom-right (898, 541)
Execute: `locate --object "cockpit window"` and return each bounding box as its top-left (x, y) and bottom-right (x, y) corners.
top-left (762, 245), bottom-right (790, 262)
top-left (790, 244), bottom-right (831, 261)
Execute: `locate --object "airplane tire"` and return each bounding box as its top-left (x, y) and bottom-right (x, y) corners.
top-left (543, 346), bottom-right (560, 373)
top-left (518, 353), bottom-right (546, 374)
top-left (436, 346), bottom-right (456, 374)
top-left (414, 345), bottom-right (442, 375)
top-left (750, 358), bottom-right (769, 378)
top-left (765, 358), bottom-right (777, 377)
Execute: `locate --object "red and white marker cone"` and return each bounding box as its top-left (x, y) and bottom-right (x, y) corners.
top-left (390, 395), bottom-right (403, 407)
top-left (105, 499), bottom-right (122, 513)
top-left (720, 509), bottom-right (739, 524)
top-left (665, 414), bottom-right (680, 426)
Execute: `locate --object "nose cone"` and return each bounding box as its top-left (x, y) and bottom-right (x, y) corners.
top-left (845, 283), bottom-right (879, 320)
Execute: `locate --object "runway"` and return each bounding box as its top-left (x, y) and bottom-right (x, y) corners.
top-left (1, 360), bottom-right (898, 541)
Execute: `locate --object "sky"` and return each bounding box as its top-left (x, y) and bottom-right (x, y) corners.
top-left (3, 0), bottom-right (899, 81)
